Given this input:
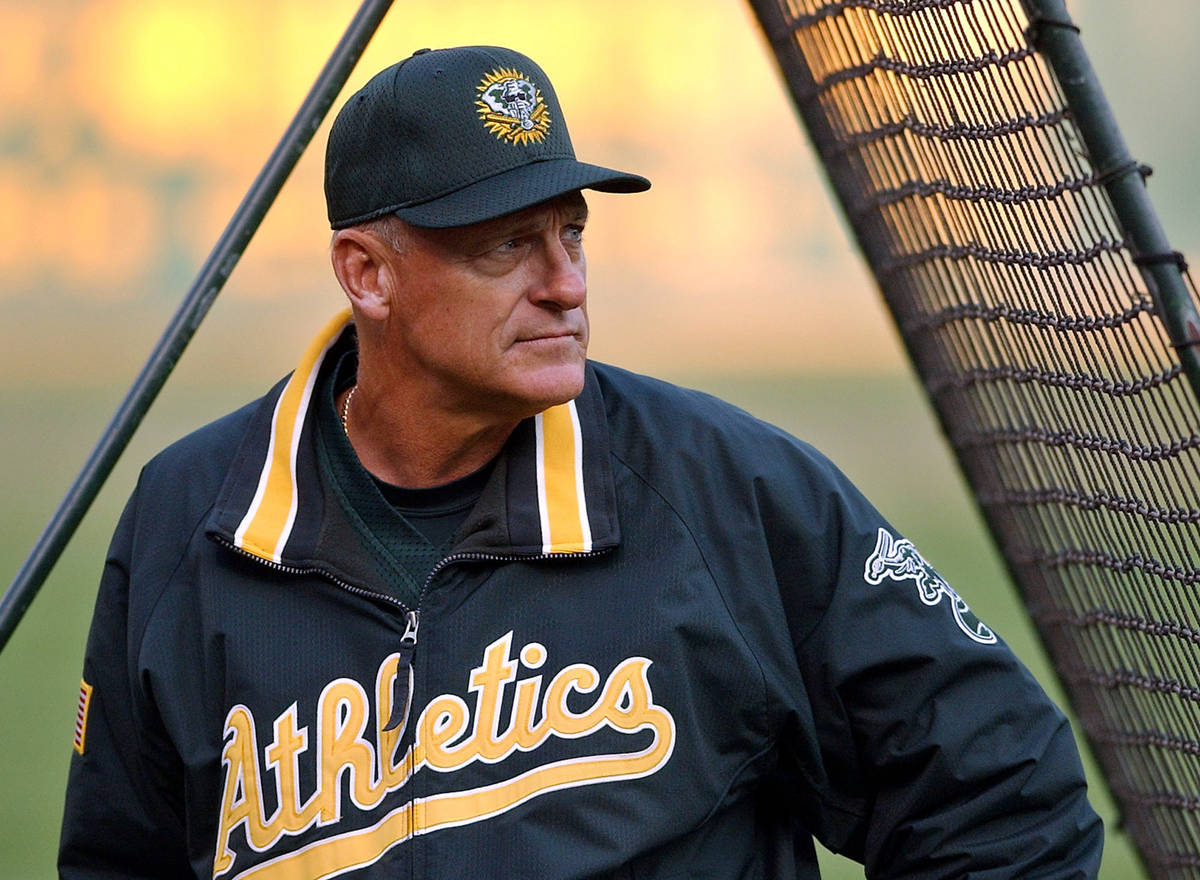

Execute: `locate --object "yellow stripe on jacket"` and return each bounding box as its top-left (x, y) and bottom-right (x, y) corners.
top-left (234, 310), bottom-right (351, 562)
top-left (536, 400), bottom-right (592, 554)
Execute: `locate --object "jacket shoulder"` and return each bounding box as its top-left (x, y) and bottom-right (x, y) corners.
top-left (589, 361), bottom-right (843, 485)
top-left (130, 382), bottom-right (287, 556)
top-left (588, 362), bottom-right (878, 626)
top-left (140, 394), bottom-right (265, 501)
top-left (592, 362), bottom-right (770, 434)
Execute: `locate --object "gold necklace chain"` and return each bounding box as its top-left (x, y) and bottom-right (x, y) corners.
top-left (341, 384), bottom-right (358, 436)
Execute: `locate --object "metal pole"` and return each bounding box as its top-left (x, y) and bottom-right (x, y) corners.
top-left (0, 0), bottom-right (394, 654)
top-left (1022, 0), bottom-right (1200, 404)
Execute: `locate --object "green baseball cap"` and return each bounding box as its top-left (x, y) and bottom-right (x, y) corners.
top-left (325, 45), bottom-right (650, 229)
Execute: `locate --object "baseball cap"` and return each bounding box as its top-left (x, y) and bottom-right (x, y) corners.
top-left (325, 45), bottom-right (650, 229)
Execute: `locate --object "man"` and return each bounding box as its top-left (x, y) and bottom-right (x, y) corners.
top-left (60, 46), bottom-right (1103, 878)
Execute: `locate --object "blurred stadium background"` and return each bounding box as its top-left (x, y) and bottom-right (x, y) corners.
top-left (2, 1), bottom-right (1196, 876)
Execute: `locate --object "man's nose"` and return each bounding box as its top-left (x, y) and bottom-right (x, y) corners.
top-left (532, 237), bottom-right (586, 310)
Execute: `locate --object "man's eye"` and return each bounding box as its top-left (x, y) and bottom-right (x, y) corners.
top-left (564, 226), bottom-right (584, 244)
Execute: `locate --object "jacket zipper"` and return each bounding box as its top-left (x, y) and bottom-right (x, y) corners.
top-left (214, 534), bottom-right (423, 732)
top-left (213, 536), bottom-right (612, 735)
top-left (214, 535), bottom-right (610, 879)
top-left (384, 548), bottom-right (612, 728)
top-left (212, 534), bottom-right (411, 612)
top-left (398, 546), bottom-right (612, 880)
top-left (384, 609), bottom-right (419, 730)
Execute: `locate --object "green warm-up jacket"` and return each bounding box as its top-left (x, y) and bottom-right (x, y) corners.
top-left (60, 314), bottom-right (1102, 879)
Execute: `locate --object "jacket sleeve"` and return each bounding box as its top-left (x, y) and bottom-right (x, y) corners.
top-left (762, 450), bottom-right (1104, 878)
top-left (58, 481), bottom-right (192, 878)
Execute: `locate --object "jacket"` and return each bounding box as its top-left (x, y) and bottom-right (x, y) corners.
top-left (60, 313), bottom-right (1103, 878)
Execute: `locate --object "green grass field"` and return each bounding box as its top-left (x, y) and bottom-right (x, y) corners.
top-left (0, 372), bottom-right (1145, 878)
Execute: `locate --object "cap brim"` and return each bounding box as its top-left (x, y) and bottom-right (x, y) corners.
top-left (392, 158), bottom-right (650, 229)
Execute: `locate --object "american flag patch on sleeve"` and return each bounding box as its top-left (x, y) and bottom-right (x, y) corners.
top-left (74, 679), bottom-right (93, 755)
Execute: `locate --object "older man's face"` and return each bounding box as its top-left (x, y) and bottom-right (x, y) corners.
top-left (379, 192), bottom-right (590, 422)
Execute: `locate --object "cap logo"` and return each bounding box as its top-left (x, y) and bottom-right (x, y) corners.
top-left (476, 67), bottom-right (551, 145)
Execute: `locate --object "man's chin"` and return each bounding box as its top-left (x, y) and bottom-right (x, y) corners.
top-left (508, 362), bottom-right (587, 415)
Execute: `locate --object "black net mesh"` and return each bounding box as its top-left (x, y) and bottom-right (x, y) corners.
top-left (746, 0), bottom-right (1200, 875)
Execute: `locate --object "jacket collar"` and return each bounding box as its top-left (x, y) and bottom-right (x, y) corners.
top-left (208, 312), bottom-right (620, 576)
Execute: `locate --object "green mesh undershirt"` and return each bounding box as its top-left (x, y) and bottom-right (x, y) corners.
top-left (315, 350), bottom-right (492, 606)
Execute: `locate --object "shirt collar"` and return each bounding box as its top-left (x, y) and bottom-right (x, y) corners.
top-left (209, 312), bottom-right (620, 573)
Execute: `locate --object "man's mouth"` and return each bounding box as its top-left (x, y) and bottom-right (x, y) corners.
top-left (516, 331), bottom-right (579, 344)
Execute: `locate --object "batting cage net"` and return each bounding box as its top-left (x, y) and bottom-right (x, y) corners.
top-left (745, 0), bottom-right (1200, 875)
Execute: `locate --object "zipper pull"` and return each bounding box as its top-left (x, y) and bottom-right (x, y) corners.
top-left (385, 610), bottom-right (419, 732)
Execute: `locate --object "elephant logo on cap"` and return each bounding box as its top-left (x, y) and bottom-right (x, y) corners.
top-left (476, 67), bottom-right (551, 145)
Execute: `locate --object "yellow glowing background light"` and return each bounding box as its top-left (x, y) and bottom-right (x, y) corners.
top-left (0, 0), bottom-right (1196, 387)
top-left (0, 0), bottom-right (904, 387)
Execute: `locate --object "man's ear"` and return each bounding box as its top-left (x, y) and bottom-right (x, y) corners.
top-left (331, 229), bottom-right (394, 320)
